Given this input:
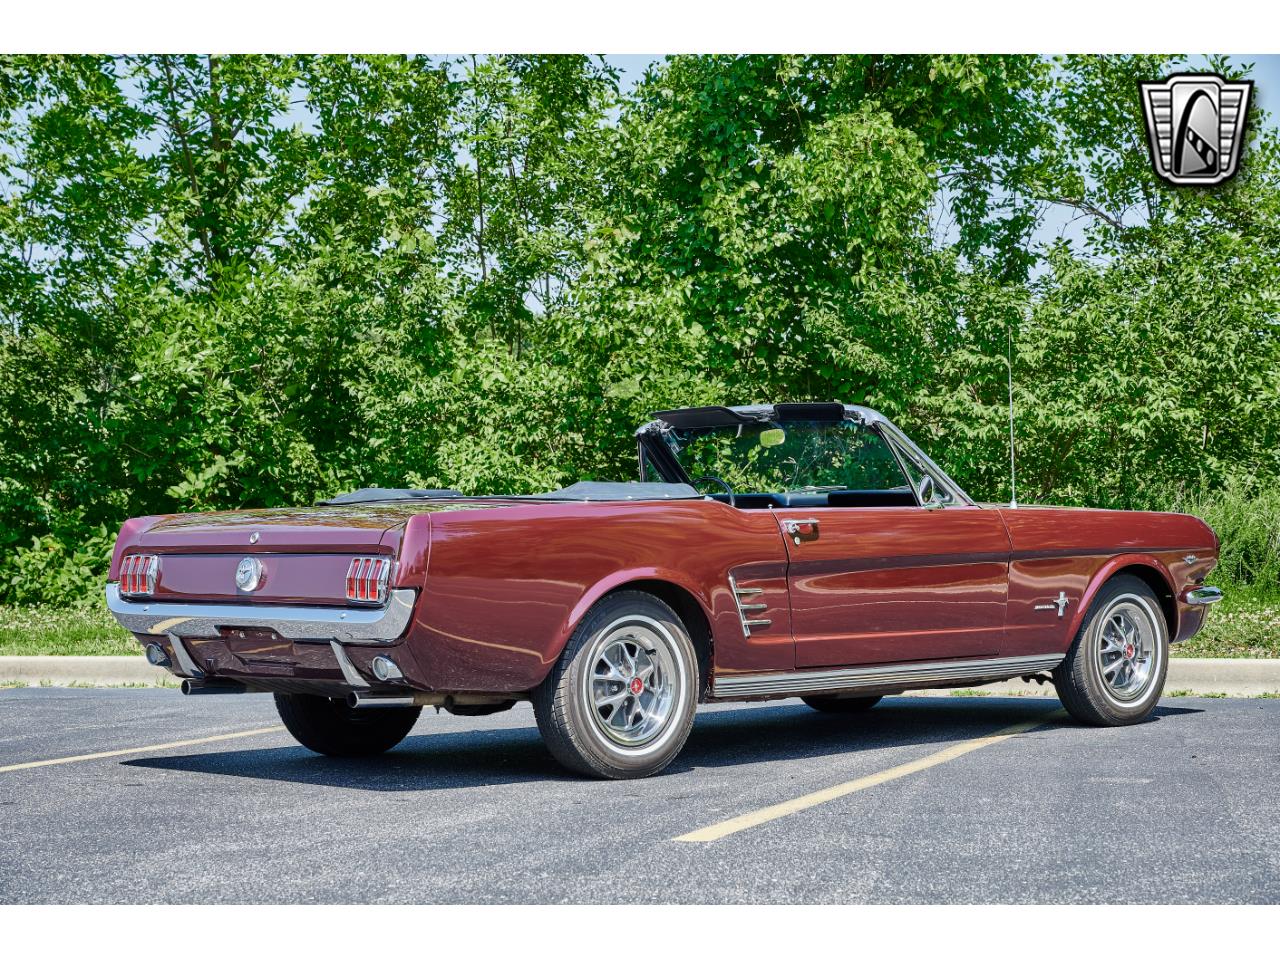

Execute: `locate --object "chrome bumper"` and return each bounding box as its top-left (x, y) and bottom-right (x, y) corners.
top-left (1182, 586), bottom-right (1224, 606)
top-left (104, 583), bottom-right (416, 644)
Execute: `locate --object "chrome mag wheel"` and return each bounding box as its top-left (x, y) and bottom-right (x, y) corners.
top-left (1095, 595), bottom-right (1161, 703)
top-left (535, 591), bottom-right (699, 778)
top-left (584, 617), bottom-right (679, 748)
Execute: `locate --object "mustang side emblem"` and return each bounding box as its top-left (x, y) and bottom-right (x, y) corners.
top-left (235, 556), bottom-right (264, 593)
top-left (1139, 73), bottom-right (1252, 187)
top-left (1035, 591), bottom-right (1071, 618)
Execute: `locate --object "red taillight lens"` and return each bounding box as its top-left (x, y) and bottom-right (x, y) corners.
top-left (345, 557), bottom-right (391, 604)
top-left (119, 554), bottom-right (158, 596)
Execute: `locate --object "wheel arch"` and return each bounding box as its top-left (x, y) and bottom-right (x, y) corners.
top-left (1070, 555), bottom-right (1178, 642)
top-left (552, 571), bottom-right (715, 688)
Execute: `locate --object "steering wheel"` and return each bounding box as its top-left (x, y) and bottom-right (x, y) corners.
top-left (693, 475), bottom-right (735, 507)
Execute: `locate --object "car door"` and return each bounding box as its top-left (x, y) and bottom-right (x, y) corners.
top-left (774, 426), bottom-right (1011, 668)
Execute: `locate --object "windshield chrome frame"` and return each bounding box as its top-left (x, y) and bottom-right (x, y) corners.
top-left (874, 419), bottom-right (974, 506)
top-left (636, 404), bottom-right (974, 507)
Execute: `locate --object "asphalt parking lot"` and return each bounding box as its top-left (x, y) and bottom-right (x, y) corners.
top-left (0, 688), bottom-right (1276, 903)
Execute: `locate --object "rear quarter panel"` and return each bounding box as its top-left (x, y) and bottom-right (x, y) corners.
top-left (998, 507), bottom-right (1219, 657)
top-left (405, 500), bottom-right (790, 692)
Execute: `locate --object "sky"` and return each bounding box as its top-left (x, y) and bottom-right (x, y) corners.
top-left (1225, 54), bottom-right (1280, 118)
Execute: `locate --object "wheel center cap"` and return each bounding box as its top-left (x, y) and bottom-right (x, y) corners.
top-left (628, 677), bottom-right (644, 695)
top-left (1123, 642), bottom-right (1135, 659)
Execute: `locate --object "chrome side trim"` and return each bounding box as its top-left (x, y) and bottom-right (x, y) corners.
top-left (1182, 586), bottom-right (1223, 606)
top-left (727, 574), bottom-right (771, 638)
top-left (330, 640), bottom-right (370, 687)
top-left (711, 653), bottom-right (1065, 699)
top-left (105, 583), bottom-right (416, 645)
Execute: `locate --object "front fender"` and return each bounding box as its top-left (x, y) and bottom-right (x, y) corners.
top-left (1065, 553), bottom-right (1176, 642)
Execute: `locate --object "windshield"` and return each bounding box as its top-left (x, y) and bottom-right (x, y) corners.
top-left (662, 419), bottom-right (910, 493)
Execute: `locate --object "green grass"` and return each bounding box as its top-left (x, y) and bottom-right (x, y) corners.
top-left (0, 601), bottom-right (136, 656)
top-left (1171, 588), bottom-right (1280, 659)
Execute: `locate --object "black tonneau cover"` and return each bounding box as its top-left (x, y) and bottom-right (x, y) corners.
top-left (320, 481), bottom-right (699, 506)
top-left (533, 481), bottom-right (699, 501)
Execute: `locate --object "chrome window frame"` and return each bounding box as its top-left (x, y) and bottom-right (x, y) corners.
top-left (875, 420), bottom-right (974, 507)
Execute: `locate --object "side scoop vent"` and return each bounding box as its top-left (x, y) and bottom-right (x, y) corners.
top-left (728, 574), bottom-right (771, 637)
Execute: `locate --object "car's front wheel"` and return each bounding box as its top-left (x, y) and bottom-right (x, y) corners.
top-left (274, 693), bottom-right (421, 757)
top-left (1053, 574), bottom-right (1168, 726)
top-left (533, 591), bottom-right (699, 779)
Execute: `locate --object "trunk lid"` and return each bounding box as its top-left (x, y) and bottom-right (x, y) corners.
top-left (138, 504), bottom-right (429, 552)
top-left (133, 505), bottom-right (422, 606)
top-left (128, 500), bottom-right (521, 606)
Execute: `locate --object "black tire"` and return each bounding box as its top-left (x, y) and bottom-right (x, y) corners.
top-left (532, 590), bottom-right (700, 779)
top-left (274, 693), bottom-right (421, 757)
top-left (1053, 574), bottom-right (1168, 726)
top-left (801, 694), bottom-right (883, 713)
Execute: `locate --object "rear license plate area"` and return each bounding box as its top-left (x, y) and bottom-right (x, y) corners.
top-left (217, 627), bottom-right (296, 672)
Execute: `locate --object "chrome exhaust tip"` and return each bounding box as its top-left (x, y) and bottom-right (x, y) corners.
top-left (370, 656), bottom-right (403, 682)
top-left (144, 643), bottom-right (171, 667)
top-left (180, 678), bottom-right (248, 695)
top-left (347, 691), bottom-right (416, 709)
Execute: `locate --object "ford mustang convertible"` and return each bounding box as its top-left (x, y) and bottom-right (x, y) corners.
top-left (105, 403), bottom-right (1222, 778)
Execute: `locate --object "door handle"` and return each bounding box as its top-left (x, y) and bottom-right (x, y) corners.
top-left (782, 518), bottom-right (819, 539)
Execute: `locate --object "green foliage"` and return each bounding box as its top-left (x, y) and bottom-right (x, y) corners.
top-left (1, 54), bottom-right (1278, 606)
top-left (1163, 479), bottom-right (1280, 592)
top-left (0, 600), bottom-right (134, 655)
top-left (1171, 594), bottom-right (1280, 659)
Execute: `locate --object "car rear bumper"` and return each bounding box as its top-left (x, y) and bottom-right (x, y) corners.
top-left (104, 583), bottom-right (417, 644)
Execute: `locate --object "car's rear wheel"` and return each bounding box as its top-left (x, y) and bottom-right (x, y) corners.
top-left (532, 591), bottom-right (699, 779)
top-left (1053, 574), bottom-right (1168, 726)
top-left (274, 692), bottom-right (421, 757)
top-left (801, 694), bottom-right (883, 713)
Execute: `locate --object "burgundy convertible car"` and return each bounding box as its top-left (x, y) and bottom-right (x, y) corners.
top-left (106, 403), bottom-right (1222, 778)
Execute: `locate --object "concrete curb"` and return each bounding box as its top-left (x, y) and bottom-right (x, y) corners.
top-left (1, 655), bottom-right (1278, 696)
top-left (0, 656), bottom-right (177, 687)
top-left (910, 657), bottom-right (1280, 698)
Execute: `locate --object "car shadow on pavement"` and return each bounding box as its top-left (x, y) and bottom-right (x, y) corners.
top-left (121, 697), bottom-right (1203, 792)
top-left (668, 698), bottom-right (1202, 774)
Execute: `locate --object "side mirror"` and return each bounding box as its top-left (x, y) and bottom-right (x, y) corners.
top-left (916, 474), bottom-right (939, 508)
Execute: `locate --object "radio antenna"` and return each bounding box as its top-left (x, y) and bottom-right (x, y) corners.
top-left (1006, 321), bottom-right (1018, 509)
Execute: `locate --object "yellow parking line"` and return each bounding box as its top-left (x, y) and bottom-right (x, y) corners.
top-left (0, 726), bottom-right (287, 774)
top-left (674, 710), bottom-right (1067, 843)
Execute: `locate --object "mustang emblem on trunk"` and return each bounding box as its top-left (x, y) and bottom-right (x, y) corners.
top-left (235, 556), bottom-right (264, 592)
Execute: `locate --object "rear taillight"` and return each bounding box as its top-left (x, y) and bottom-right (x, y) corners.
top-left (345, 557), bottom-right (391, 604)
top-left (119, 554), bottom-right (159, 596)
